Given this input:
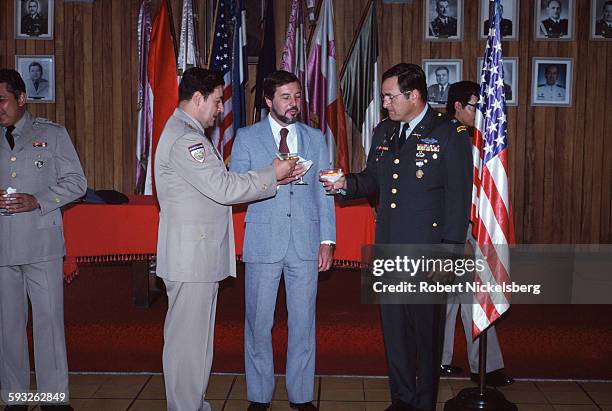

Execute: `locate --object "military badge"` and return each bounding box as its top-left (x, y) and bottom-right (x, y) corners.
top-left (376, 145), bottom-right (389, 156)
top-left (34, 160), bottom-right (44, 168)
top-left (456, 125), bottom-right (467, 133)
top-left (417, 144), bottom-right (440, 152)
top-left (188, 143), bottom-right (206, 162)
top-left (421, 137), bottom-right (438, 144)
top-left (33, 141), bottom-right (48, 147)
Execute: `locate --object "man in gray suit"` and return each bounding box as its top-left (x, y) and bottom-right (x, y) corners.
top-left (0, 69), bottom-right (86, 411)
top-left (230, 70), bottom-right (336, 411)
top-left (154, 67), bottom-right (297, 411)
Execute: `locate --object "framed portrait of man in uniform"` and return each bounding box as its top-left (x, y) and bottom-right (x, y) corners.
top-left (531, 58), bottom-right (572, 106)
top-left (591, 0), bottom-right (612, 40)
top-left (424, 0), bottom-right (463, 41)
top-left (15, 55), bottom-right (56, 103)
top-left (477, 57), bottom-right (518, 106)
top-left (14, 0), bottom-right (54, 40)
top-left (479, 0), bottom-right (519, 40)
top-left (423, 59), bottom-right (462, 107)
top-left (534, 0), bottom-right (574, 40)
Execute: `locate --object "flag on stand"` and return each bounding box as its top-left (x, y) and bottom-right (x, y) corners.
top-left (253, 0), bottom-right (276, 122)
top-left (340, 0), bottom-right (380, 172)
top-left (280, 0), bottom-right (309, 124)
top-left (307, 0), bottom-right (349, 171)
top-left (231, 0), bottom-right (248, 137)
top-left (176, 0), bottom-right (199, 79)
top-left (471, 0), bottom-right (515, 338)
top-left (135, 0), bottom-right (153, 194)
top-left (147, 0), bottom-right (178, 194)
top-left (208, 0), bottom-right (234, 161)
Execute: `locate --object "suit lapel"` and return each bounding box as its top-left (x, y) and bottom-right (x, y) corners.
top-left (13, 112), bottom-right (36, 154)
top-left (296, 122), bottom-right (311, 159)
top-left (259, 116), bottom-right (281, 158)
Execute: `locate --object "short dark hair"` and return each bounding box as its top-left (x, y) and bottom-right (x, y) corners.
top-left (263, 70), bottom-right (300, 101)
top-left (0, 69), bottom-right (26, 99)
top-left (28, 61), bottom-right (43, 73)
top-left (446, 81), bottom-right (479, 116)
top-left (435, 66), bottom-right (450, 75)
top-left (547, 0), bottom-right (561, 7)
top-left (604, 0), bottom-right (612, 9)
top-left (178, 67), bottom-right (224, 102)
top-left (382, 63), bottom-right (428, 102)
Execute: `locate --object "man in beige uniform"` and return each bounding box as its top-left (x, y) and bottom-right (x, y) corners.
top-left (1, 69), bottom-right (86, 411)
top-left (154, 67), bottom-right (297, 411)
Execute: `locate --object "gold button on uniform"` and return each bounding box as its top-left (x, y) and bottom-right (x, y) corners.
top-left (391, 188), bottom-right (397, 194)
top-left (11, 172), bottom-right (17, 178)
top-left (394, 158), bottom-right (400, 164)
top-left (432, 222), bottom-right (438, 227)
top-left (10, 156), bottom-right (16, 162)
top-left (390, 203), bottom-right (397, 209)
top-left (392, 173), bottom-right (399, 179)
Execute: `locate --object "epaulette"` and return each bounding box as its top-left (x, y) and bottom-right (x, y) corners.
top-left (33, 117), bottom-right (61, 127)
top-left (450, 118), bottom-right (458, 124)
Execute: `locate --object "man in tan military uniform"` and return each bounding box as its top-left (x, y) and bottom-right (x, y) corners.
top-left (154, 67), bottom-right (297, 411)
top-left (1, 69), bottom-right (86, 411)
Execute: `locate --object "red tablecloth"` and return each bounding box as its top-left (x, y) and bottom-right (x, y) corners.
top-left (63, 195), bottom-right (375, 281)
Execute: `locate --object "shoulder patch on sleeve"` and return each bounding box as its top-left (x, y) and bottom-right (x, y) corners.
top-left (188, 143), bottom-right (206, 162)
top-left (456, 125), bottom-right (467, 133)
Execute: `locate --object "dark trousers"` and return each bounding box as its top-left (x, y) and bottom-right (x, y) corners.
top-left (380, 303), bottom-right (445, 411)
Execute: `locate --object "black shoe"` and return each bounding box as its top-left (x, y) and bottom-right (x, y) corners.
top-left (4, 406), bottom-right (28, 411)
top-left (247, 402), bottom-right (270, 411)
top-left (384, 400), bottom-right (414, 411)
top-left (40, 405), bottom-right (74, 411)
top-left (440, 364), bottom-right (463, 375)
top-left (289, 402), bottom-right (317, 410)
top-left (470, 370), bottom-right (515, 387)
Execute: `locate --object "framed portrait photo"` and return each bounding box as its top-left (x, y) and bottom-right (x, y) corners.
top-left (591, 0), bottom-right (612, 40)
top-left (531, 58), bottom-right (572, 106)
top-left (479, 0), bottom-right (519, 40)
top-left (534, 0), bottom-right (574, 40)
top-left (15, 55), bottom-right (56, 103)
top-left (423, 59), bottom-right (462, 106)
top-left (14, 0), bottom-right (54, 40)
top-left (477, 57), bottom-right (518, 106)
top-left (424, 0), bottom-right (463, 41)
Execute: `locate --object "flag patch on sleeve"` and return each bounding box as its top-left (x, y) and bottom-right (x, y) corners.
top-left (188, 143), bottom-right (206, 162)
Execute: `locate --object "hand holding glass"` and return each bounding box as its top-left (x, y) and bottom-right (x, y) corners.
top-left (319, 169), bottom-right (344, 194)
top-left (0, 187), bottom-right (17, 216)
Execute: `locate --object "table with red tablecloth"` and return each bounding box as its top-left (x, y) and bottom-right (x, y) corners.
top-left (62, 195), bottom-right (375, 306)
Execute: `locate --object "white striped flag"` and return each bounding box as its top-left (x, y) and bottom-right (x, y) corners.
top-left (340, 0), bottom-right (380, 172)
top-left (471, 0), bottom-right (515, 338)
top-left (176, 0), bottom-right (199, 78)
top-left (280, 0), bottom-right (309, 125)
top-left (306, 0), bottom-right (349, 171)
top-left (135, 0), bottom-right (153, 194)
top-left (208, 0), bottom-right (234, 161)
top-left (231, 0), bottom-right (247, 135)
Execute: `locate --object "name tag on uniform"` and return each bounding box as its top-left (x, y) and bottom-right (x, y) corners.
top-left (416, 143), bottom-right (440, 152)
top-left (188, 143), bottom-right (206, 162)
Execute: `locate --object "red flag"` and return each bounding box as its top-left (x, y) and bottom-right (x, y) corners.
top-left (147, 1), bottom-right (178, 191)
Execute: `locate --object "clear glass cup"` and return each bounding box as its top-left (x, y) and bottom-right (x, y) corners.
top-left (319, 168), bottom-right (344, 194)
top-left (277, 153), bottom-right (308, 185)
top-left (0, 187), bottom-right (17, 216)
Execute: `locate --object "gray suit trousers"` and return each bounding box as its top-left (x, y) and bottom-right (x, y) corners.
top-left (442, 302), bottom-right (504, 373)
top-left (162, 279), bottom-right (218, 411)
top-left (0, 259), bottom-right (69, 405)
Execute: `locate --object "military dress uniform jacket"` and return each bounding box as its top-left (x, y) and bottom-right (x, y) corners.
top-left (595, 20), bottom-right (612, 37)
top-left (539, 18), bottom-right (568, 37)
top-left (429, 16), bottom-right (458, 37)
top-left (343, 108), bottom-right (472, 245)
top-left (21, 13), bottom-right (48, 36)
top-left (0, 111), bottom-right (87, 266)
top-left (154, 109), bottom-right (277, 283)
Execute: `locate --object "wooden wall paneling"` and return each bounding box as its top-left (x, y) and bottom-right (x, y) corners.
top-left (602, 43), bottom-right (612, 242)
top-left (83, 5), bottom-right (96, 189)
top-left (111, 0), bottom-right (124, 190)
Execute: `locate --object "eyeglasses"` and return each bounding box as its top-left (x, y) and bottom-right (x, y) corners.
top-left (381, 91), bottom-right (411, 103)
top-left (464, 102), bottom-right (478, 110)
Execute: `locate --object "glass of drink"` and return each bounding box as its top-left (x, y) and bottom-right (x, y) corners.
top-left (277, 153), bottom-right (308, 185)
top-left (319, 168), bottom-right (344, 194)
top-left (0, 187), bottom-right (17, 216)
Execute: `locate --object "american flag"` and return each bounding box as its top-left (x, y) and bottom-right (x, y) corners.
top-left (471, 0), bottom-right (515, 338)
top-left (209, 0), bottom-right (234, 161)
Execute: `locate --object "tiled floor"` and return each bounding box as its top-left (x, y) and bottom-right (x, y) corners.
top-left (1, 374), bottom-right (611, 410)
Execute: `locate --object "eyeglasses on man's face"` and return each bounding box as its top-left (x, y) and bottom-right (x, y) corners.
top-left (464, 102), bottom-right (478, 111)
top-left (381, 91), bottom-right (411, 103)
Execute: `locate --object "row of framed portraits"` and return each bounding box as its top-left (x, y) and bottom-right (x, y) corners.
top-left (423, 57), bottom-right (573, 107)
top-left (424, 0), bottom-right (611, 41)
top-left (15, 55), bottom-right (55, 103)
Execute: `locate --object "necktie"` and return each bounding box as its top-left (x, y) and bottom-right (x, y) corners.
top-left (398, 123), bottom-right (410, 149)
top-left (279, 128), bottom-right (290, 154)
top-left (5, 126), bottom-right (15, 150)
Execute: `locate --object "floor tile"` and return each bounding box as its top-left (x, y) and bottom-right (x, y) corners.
top-left (579, 381), bottom-right (612, 392)
top-left (501, 390), bottom-right (548, 404)
top-left (137, 375), bottom-right (165, 400)
top-left (70, 398), bottom-right (132, 410)
top-left (272, 375), bottom-right (319, 401)
top-left (542, 391), bottom-right (594, 405)
top-left (228, 375), bottom-right (247, 400)
top-left (498, 381), bottom-right (539, 391)
top-left (553, 405), bottom-right (600, 411)
top-left (91, 375), bottom-right (149, 399)
top-left (319, 376), bottom-right (364, 401)
top-left (224, 399), bottom-right (251, 411)
top-left (207, 374), bottom-right (236, 400)
top-left (537, 382), bottom-right (582, 392)
top-left (318, 401), bottom-right (367, 411)
top-left (363, 377), bottom-right (389, 391)
top-left (514, 405), bottom-right (554, 411)
top-left (364, 389), bottom-right (390, 402)
top-left (365, 402), bottom-right (389, 411)
top-left (128, 399), bottom-right (167, 411)
top-left (589, 390), bottom-right (612, 405)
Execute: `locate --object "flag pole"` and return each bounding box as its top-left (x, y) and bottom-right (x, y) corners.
top-left (164, 0), bottom-right (178, 60)
top-left (339, 0), bottom-right (374, 77)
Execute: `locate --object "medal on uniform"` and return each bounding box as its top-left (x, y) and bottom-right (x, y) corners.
top-left (416, 151), bottom-right (425, 158)
top-left (34, 160), bottom-right (44, 168)
top-left (416, 160), bottom-right (424, 167)
top-left (416, 170), bottom-right (424, 179)
top-left (33, 141), bottom-right (47, 147)
top-left (432, 153), bottom-right (438, 159)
